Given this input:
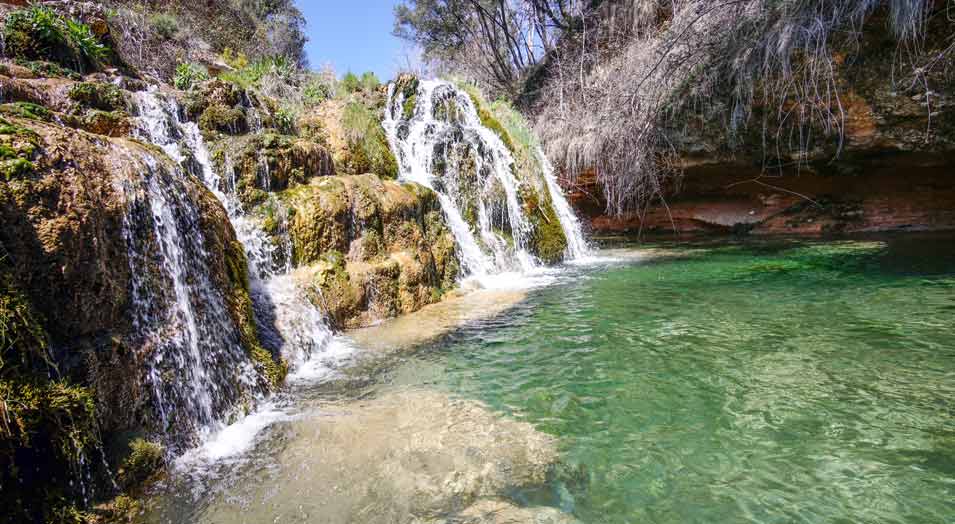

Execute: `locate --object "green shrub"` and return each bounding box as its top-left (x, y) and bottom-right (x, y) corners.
top-left (149, 13), bottom-right (179, 40)
top-left (340, 71), bottom-right (361, 93)
top-left (174, 63), bottom-right (209, 91)
top-left (360, 71), bottom-right (381, 92)
top-left (303, 79), bottom-right (332, 106)
top-left (340, 101), bottom-right (398, 178)
top-left (2, 6), bottom-right (108, 72)
top-left (219, 56), bottom-right (296, 90)
top-left (68, 82), bottom-right (127, 111)
top-left (274, 106), bottom-right (297, 134)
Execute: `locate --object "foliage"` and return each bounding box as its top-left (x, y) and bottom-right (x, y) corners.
top-left (174, 62), bottom-right (210, 91)
top-left (106, 0), bottom-right (307, 81)
top-left (219, 55), bottom-right (297, 90)
top-left (2, 5), bottom-right (109, 73)
top-left (68, 82), bottom-right (128, 111)
top-left (341, 101), bottom-right (399, 178)
top-left (119, 438), bottom-right (164, 486)
top-left (148, 12), bottom-right (179, 40)
top-left (361, 71), bottom-right (382, 92)
top-left (274, 106), bottom-right (297, 134)
top-left (340, 71), bottom-right (362, 93)
top-left (398, 0), bottom-right (952, 216)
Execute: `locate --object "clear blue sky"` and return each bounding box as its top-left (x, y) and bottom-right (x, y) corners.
top-left (297, 1), bottom-right (412, 80)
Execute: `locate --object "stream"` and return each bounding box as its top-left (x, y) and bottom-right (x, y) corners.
top-left (143, 234), bottom-right (955, 524)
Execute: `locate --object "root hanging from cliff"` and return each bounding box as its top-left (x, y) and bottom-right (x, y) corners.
top-left (532, 0), bottom-right (950, 217)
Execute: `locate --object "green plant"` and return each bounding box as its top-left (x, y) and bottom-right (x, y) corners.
top-left (274, 106), bottom-right (297, 134)
top-left (340, 71), bottom-right (361, 93)
top-left (148, 13), bottom-right (179, 41)
top-left (174, 63), bottom-right (209, 91)
top-left (2, 6), bottom-right (108, 72)
top-left (360, 71), bottom-right (381, 92)
top-left (119, 439), bottom-right (164, 486)
top-left (340, 101), bottom-right (399, 178)
top-left (303, 79), bottom-right (332, 106)
top-left (68, 82), bottom-right (127, 111)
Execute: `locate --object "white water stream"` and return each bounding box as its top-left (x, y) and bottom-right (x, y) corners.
top-left (383, 79), bottom-right (590, 287)
top-left (128, 88), bottom-right (348, 454)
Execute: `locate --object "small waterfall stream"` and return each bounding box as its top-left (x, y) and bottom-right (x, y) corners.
top-left (537, 147), bottom-right (590, 260)
top-left (383, 80), bottom-right (589, 283)
top-left (126, 88), bottom-right (341, 449)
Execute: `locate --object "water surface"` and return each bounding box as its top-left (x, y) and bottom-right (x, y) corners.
top-left (396, 235), bottom-right (955, 523)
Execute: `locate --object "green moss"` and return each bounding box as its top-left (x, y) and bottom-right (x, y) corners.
top-left (199, 104), bottom-right (246, 134)
top-left (119, 438), bottom-right (164, 486)
top-left (222, 240), bottom-right (287, 388)
top-left (0, 102), bottom-right (53, 121)
top-left (13, 59), bottom-right (82, 80)
top-left (0, 116), bottom-right (41, 180)
top-left (402, 93), bottom-right (417, 120)
top-left (523, 187), bottom-right (568, 264)
top-left (1, 158), bottom-right (34, 180)
top-left (339, 101), bottom-right (399, 178)
top-left (68, 82), bottom-right (127, 111)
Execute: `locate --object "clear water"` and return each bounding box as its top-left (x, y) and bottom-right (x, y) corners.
top-left (399, 235), bottom-right (955, 523)
top-left (144, 235), bottom-right (955, 523)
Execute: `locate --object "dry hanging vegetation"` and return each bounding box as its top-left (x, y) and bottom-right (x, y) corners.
top-left (396, 0), bottom-right (955, 216)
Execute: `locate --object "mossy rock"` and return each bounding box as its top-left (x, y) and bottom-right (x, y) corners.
top-left (74, 110), bottom-right (131, 137)
top-left (199, 104), bottom-right (248, 134)
top-left (0, 102), bottom-right (53, 121)
top-left (0, 116), bottom-right (41, 180)
top-left (523, 187), bottom-right (568, 264)
top-left (12, 59), bottom-right (82, 80)
top-left (68, 82), bottom-right (128, 112)
top-left (118, 438), bottom-right (164, 488)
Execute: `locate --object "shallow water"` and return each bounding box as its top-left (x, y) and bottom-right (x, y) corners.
top-left (147, 235), bottom-right (955, 523)
top-left (400, 234), bottom-right (955, 523)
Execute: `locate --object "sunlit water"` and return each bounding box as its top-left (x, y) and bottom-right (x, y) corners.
top-left (400, 234), bottom-right (955, 523)
top-left (146, 235), bottom-right (955, 523)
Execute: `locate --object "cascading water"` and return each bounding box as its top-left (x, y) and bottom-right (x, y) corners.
top-left (537, 147), bottom-right (591, 260)
top-left (383, 79), bottom-right (590, 282)
top-left (127, 88), bottom-right (341, 448)
top-left (383, 80), bottom-right (538, 280)
top-left (118, 149), bottom-right (259, 447)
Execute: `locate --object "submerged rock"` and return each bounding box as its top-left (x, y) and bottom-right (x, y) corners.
top-left (169, 389), bottom-right (566, 524)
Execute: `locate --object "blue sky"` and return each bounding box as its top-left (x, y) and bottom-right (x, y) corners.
top-left (298, 1), bottom-right (413, 80)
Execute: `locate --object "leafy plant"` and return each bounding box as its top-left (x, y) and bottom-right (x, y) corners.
top-left (174, 63), bottom-right (209, 91)
top-left (360, 71), bottom-right (381, 92)
top-left (2, 6), bottom-right (109, 72)
top-left (274, 106), bottom-right (297, 134)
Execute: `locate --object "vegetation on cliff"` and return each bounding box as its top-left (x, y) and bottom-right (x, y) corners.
top-left (396, 0), bottom-right (955, 217)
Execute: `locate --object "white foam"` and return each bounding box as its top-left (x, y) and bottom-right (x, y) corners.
top-left (287, 336), bottom-right (357, 384)
top-left (177, 403), bottom-right (290, 466)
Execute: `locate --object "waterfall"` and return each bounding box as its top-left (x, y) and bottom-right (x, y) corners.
top-left (537, 147), bottom-right (591, 260)
top-left (383, 80), bottom-right (538, 281)
top-left (127, 88), bottom-right (340, 445)
top-left (383, 79), bottom-right (589, 283)
top-left (119, 150), bottom-right (259, 446)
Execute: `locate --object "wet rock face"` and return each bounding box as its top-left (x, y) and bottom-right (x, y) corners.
top-left (188, 389), bottom-right (566, 524)
top-left (0, 113), bottom-right (273, 517)
top-left (276, 174), bottom-right (460, 329)
top-left (210, 132), bottom-right (335, 207)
